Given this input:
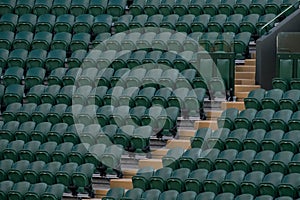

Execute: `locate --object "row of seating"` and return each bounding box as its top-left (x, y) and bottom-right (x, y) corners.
top-left (103, 187), bottom-right (298, 200)
top-left (0, 159), bottom-right (95, 196)
top-left (1, 0), bottom-right (297, 17)
top-left (0, 181), bottom-right (64, 200)
top-left (131, 166), bottom-right (300, 197)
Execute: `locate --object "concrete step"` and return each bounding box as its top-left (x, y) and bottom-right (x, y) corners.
top-left (122, 169), bottom-right (138, 178)
top-left (235, 72), bottom-right (255, 79)
top-left (150, 149), bottom-right (169, 159)
top-left (166, 139), bottom-right (191, 149)
top-left (235, 79), bottom-right (255, 85)
top-left (221, 101), bottom-right (245, 111)
top-left (206, 110), bottom-right (222, 120)
top-left (235, 65), bottom-right (256, 72)
top-left (178, 129), bottom-right (196, 140)
top-left (235, 92), bottom-right (250, 100)
top-left (110, 179), bottom-right (133, 189)
top-left (94, 189), bottom-right (109, 199)
top-left (139, 159), bottom-right (163, 169)
top-left (235, 85), bottom-right (260, 92)
top-left (194, 120), bottom-right (218, 130)
top-left (245, 59), bottom-right (256, 65)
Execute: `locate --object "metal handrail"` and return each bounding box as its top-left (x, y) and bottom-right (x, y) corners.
top-left (258, 0), bottom-right (300, 36)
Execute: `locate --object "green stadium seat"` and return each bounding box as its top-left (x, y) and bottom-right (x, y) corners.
top-left (0, 13), bottom-right (18, 32)
top-left (141, 106), bottom-right (166, 129)
top-left (278, 173), bottom-right (300, 198)
top-left (168, 87), bottom-right (189, 109)
top-left (31, 122), bottom-right (52, 143)
top-left (203, 0), bottom-right (222, 15)
top-left (184, 88), bottom-right (206, 117)
top-left (7, 48), bottom-right (28, 68)
top-left (214, 32), bottom-right (235, 52)
top-left (40, 85), bottom-right (61, 105)
top-left (61, 104), bottom-right (83, 125)
top-left (259, 172), bottom-right (283, 196)
top-left (54, 14), bottom-right (74, 33)
top-left (88, 0), bottom-right (108, 16)
top-left (67, 49), bottom-right (87, 68)
top-left (51, 0), bottom-right (71, 16)
top-left (3, 67), bottom-right (24, 86)
top-left (235, 194), bottom-right (255, 200)
top-left (40, 161), bottom-right (62, 184)
top-left (159, 0), bottom-right (176, 16)
top-left (70, 33), bottom-right (91, 51)
top-left (0, 49), bottom-right (9, 68)
top-left (240, 171), bottom-right (265, 196)
top-left (114, 15), bottom-right (133, 33)
top-left (196, 148), bottom-right (220, 171)
top-left (160, 14), bottom-right (179, 31)
top-left (232, 32), bottom-right (251, 59)
top-left (0, 121), bottom-right (20, 142)
top-left (144, 0), bottom-right (161, 16)
top-left (261, 89), bottom-right (284, 110)
top-left (2, 102), bottom-right (22, 122)
top-left (8, 160), bottom-right (30, 182)
top-left (41, 184), bottom-right (65, 200)
top-left (244, 88), bottom-right (266, 110)
top-left (188, 0), bottom-right (205, 15)
top-left (80, 123), bottom-right (101, 144)
top-left (35, 14), bottom-right (56, 32)
top-left (24, 182), bottom-right (48, 199)
top-left (47, 104), bottom-right (68, 124)
top-left (234, 0), bottom-right (252, 15)
top-left (63, 123), bottom-right (84, 144)
top-left (33, 0), bottom-right (53, 16)
top-left (56, 85), bottom-right (76, 106)
top-left (15, 121), bottom-right (36, 142)
top-left (223, 14), bottom-right (243, 34)
top-left (158, 190), bottom-right (178, 200)
top-left (149, 167), bottom-right (173, 191)
top-left (239, 14), bottom-right (260, 34)
top-left (218, 0), bottom-right (236, 15)
top-left (47, 123), bottom-right (68, 143)
top-left (157, 106), bottom-right (180, 136)
top-left (16, 14), bottom-right (37, 32)
top-left (96, 105), bottom-right (114, 126)
top-left (84, 143), bottom-right (106, 169)
top-left (16, 103), bottom-right (37, 123)
top-left (195, 192), bottom-right (215, 200)
top-left (23, 161), bottom-right (46, 184)
top-left (204, 128), bottom-right (230, 150)
top-left (214, 149), bottom-right (238, 172)
top-left (250, 0), bottom-right (267, 15)
top-left (279, 130), bottom-right (300, 153)
top-left (234, 108), bottom-right (257, 130)
top-left (51, 142), bottom-right (74, 164)
top-left (256, 14), bottom-right (276, 36)
top-left (167, 168), bottom-right (190, 192)
top-left (184, 168), bottom-right (208, 193)
top-left (177, 191), bottom-right (197, 200)
top-left (265, 0), bottom-right (283, 14)
top-left (114, 124), bottom-right (135, 149)
top-left (261, 129), bottom-right (284, 152)
top-left (103, 188), bottom-right (125, 200)
top-left (55, 162), bottom-right (78, 187)
top-left (251, 150), bottom-right (275, 173)
top-left (232, 149), bottom-right (256, 172)
top-left (141, 68), bottom-right (162, 88)
top-left (3, 84), bottom-right (24, 106)
top-left (31, 32), bottom-right (52, 51)
top-left (173, 0), bottom-right (191, 16)
top-left (199, 32), bottom-right (219, 52)
top-left (280, 0), bottom-right (299, 16)
top-left (136, 32), bottom-right (156, 50)
top-left (62, 68), bottom-right (82, 86)
top-left (214, 193), bottom-right (235, 200)
top-left (225, 128), bottom-right (248, 151)
top-left (288, 153), bottom-right (300, 173)
top-left (162, 147), bottom-right (184, 169)
top-left (0, 31), bottom-right (14, 50)
top-left (127, 50), bottom-right (146, 69)
top-left (68, 143), bottom-right (90, 165)
top-left (0, 159), bottom-right (14, 181)
top-left (97, 125), bottom-right (117, 145)
top-left (179, 148), bottom-right (202, 170)
top-left (132, 166), bottom-right (155, 190)
top-left (76, 105), bottom-right (98, 125)
top-left (175, 15), bottom-right (194, 34)
top-left (269, 109), bottom-right (293, 131)
top-left (15, 0), bottom-right (34, 15)
top-left (26, 49), bottom-right (47, 69)
top-left (0, 0), bottom-right (16, 15)
top-left (217, 108), bottom-right (239, 130)
top-left (252, 109), bottom-right (275, 131)
top-left (73, 14), bottom-right (94, 33)
top-left (100, 144), bottom-right (123, 177)
top-left (207, 14), bottom-right (227, 32)
top-left (104, 86), bottom-right (125, 106)
top-left (45, 49), bottom-right (66, 71)
top-left (69, 0), bottom-right (89, 16)
top-left (8, 181), bottom-right (31, 199)
top-left (279, 90), bottom-right (300, 111)
top-left (221, 170), bottom-right (246, 195)
top-left (129, 14), bottom-right (148, 30)
top-left (24, 67), bottom-right (46, 89)
top-left (203, 169), bottom-right (227, 194)
top-left (129, 0), bottom-right (146, 16)
top-left (288, 111), bottom-right (300, 130)
top-left (269, 151), bottom-right (293, 174)
top-left (107, 0), bottom-right (127, 17)
top-left (36, 141), bottom-right (58, 163)
top-left (51, 32), bottom-right (71, 51)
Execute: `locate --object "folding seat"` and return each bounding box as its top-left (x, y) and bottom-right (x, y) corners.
top-left (221, 170), bottom-right (246, 195)
top-left (217, 108), bottom-right (239, 130)
top-left (23, 161), bottom-right (45, 183)
top-left (233, 32), bottom-right (251, 57)
top-left (167, 168), bottom-right (190, 192)
top-left (176, 68), bottom-right (197, 88)
top-left (15, 111), bottom-right (36, 134)
top-left (132, 166), bottom-right (155, 190)
top-left (289, 153), bottom-right (300, 173)
top-left (0, 121), bottom-right (20, 142)
top-left (183, 33), bottom-right (203, 52)
top-left (70, 33), bottom-right (91, 51)
top-left (119, 87), bottom-right (140, 107)
top-left (68, 143), bottom-right (90, 165)
top-left (175, 14), bottom-right (194, 34)
top-left (86, 86), bottom-right (108, 107)
top-left (0, 49), bottom-right (9, 69)
top-left (61, 104), bottom-right (84, 125)
top-left (280, 0), bottom-right (299, 16)
top-left (278, 173), bottom-right (300, 198)
top-left (167, 33), bottom-right (187, 52)
top-left (62, 68), bottom-right (82, 86)
top-left (235, 194), bottom-right (255, 200)
top-left (129, 0), bottom-right (146, 16)
top-left (76, 68), bottom-right (97, 87)
top-left (147, 167), bottom-right (172, 191)
top-left (46, 104), bottom-right (68, 124)
top-left (16, 14), bottom-right (37, 32)
top-left (252, 109), bottom-right (275, 131)
top-left (232, 149), bottom-right (256, 172)
top-left (88, 0), bottom-right (108, 16)
top-left (207, 14), bottom-right (227, 32)
top-left (100, 144), bottom-right (123, 176)
top-left (107, 0), bottom-right (127, 17)
top-left (159, 69), bottom-right (180, 88)
top-left (259, 172), bottom-right (284, 196)
top-left (188, 0), bottom-right (205, 15)
top-left (56, 85), bottom-right (76, 106)
top-left (39, 161), bottom-right (62, 184)
top-left (45, 49), bottom-right (66, 71)
top-left (24, 67), bottom-right (46, 89)
top-left (158, 0), bottom-right (175, 16)
top-left (31, 33), bottom-right (52, 52)
top-left (143, 0), bottom-right (161, 16)
top-left (103, 86), bottom-right (125, 106)
top-left (261, 129), bottom-right (285, 152)
top-left (55, 162), bottom-right (78, 187)
top-left (0, 13), bottom-right (18, 32)
top-left (3, 84), bottom-right (24, 106)
top-left (162, 147), bottom-right (184, 169)
top-left (7, 181), bottom-right (31, 199)
top-left (109, 50), bottom-right (131, 70)
top-left (143, 51), bottom-right (163, 65)
top-left (69, 0), bottom-right (89, 16)
top-left (249, 0), bottom-right (267, 15)
top-left (7, 160), bottom-right (30, 182)
top-left (269, 109), bottom-right (293, 131)
top-left (0, 139), bottom-right (9, 159)
top-left (71, 15), bottom-right (94, 34)
top-left (80, 123), bottom-right (101, 144)
top-left (136, 32), bottom-right (156, 50)
top-left (113, 124), bottom-right (135, 150)
top-left (140, 69), bottom-right (162, 89)
top-left (159, 14), bottom-right (180, 31)
top-left (51, 0), bottom-right (71, 16)
top-left (129, 14), bottom-right (149, 30)
top-left (35, 141), bottom-right (58, 163)
top-left (265, 0), bottom-right (283, 14)
top-left (41, 184), bottom-right (65, 200)
top-left (31, 122), bottom-right (52, 143)
top-left (96, 105), bottom-right (115, 126)
top-left (251, 150), bottom-right (275, 173)
top-left (51, 32), bottom-right (71, 51)
top-left (195, 192), bottom-right (216, 200)
top-left (214, 32), bottom-right (235, 52)
top-left (218, 0), bottom-right (236, 15)
top-left (0, 0), bottom-right (16, 15)
top-left (234, 109), bottom-right (257, 130)
top-left (2, 102), bottom-right (22, 122)
top-left (47, 123), bottom-right (68, 144)
top-left (0, 31), bottom-right (14, 50)
top-left (214, 149), bottom-right (238, 172)
top-left (103, 187), bottom-right (125, 200)
top-left (83, 143), bottom-right (106, 169)
top-left (141, 106), bottom-right (166, 129)
top-left (278, 90), bottom-right (300, 111)
top-left (124, 69), bottom-right (146, 88)
top-left (225, 128), bottom-right (248, 150)
top-left (35, 14), bottom-right (56, 32)
top-left (239, 14), bottom-right (260, 34)
top-left (240, 171), bottom-right (265, 195)
top-left (173, 0), bottom-right (191, 16)
top-left (53, 14), bottom-right (74, 33)
top-left (26, 50), bottom-right (47, 69)
top-left (76, 105), bottom-right (98, 126)
top-left (234, 0), bottom-right (252, 15)
top-left (32, 0), bottom-right (53, 16)
top-left (63, 123), bottom-right (84, 144)
top-left (24, 182), bottom-right (48, 199)
top-left (40, 85), bottom-right (60, 105)
top-left (178, 148), bottom-right (202, 170)
top-left (269, 151), bottom-right (293, 174)
top-left (95, 125), bottom-right (117, 146)
top-left (199, 32), bottom-right (219, 52)
top-left (288, 111), bottom-right (300, 130)
top-left (127, 50), bottom-right (147, 69)
top-left (67, 50), bottom-right (86, 69)
top-left (51, 142), bottom-right (74, 164)
top-left (96, 50), bottom-right (118, 69)
top-left (0, 159), bottom-right (14, 181)
top-left (3, 67), bottom-right (24, 87)
top-left (204, 128), bottom-right (231, 150)
top-left (167, 87), bottom-right (189, 109)
top-left (223, 14), bottom-right (244, 33)
top-left (183, 168), bottom-right (208, 193)
top-left (279, 130), bottom-right (300, 153)
top-left (7, 48), bottom-right (28, 68)
top-left (15, 0), bottom-right (34, 15)
top-left (203, 0), bottom-right (222, 15)
top-left (114, 15), bottom-right (133, 33)
top-left (177, 191), bottom-right (197, 200)
top-left (256, 14), bottom-right (276, 36)
top-left (203, 169), bottom-right (227, 194)
top-left (72, 163), bottom-right (96, 196)
top-left (158, 190), bottom-right (178, 200)
top-left (244, 88), bottom-right (265, 110)
top-left (195, 148), bottom-right (219, 171)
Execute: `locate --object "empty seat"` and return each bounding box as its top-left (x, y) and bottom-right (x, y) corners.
top-left (107, 0), bottom-right (127, 17)
top-left (167, 168), bottom-right (190, 192)
top-left (0, 13), bottom-right (18, 32)
top-left (240, 171), bottom-right (265, 196)
top-left (203, 169), bottom-right (227, 194)
top-left (259, 172), bottom-right (284, 196)
top-left (16, 14), bottom-right (37, 32)
top-left (129, 0), bottom-right (146, 16)
top-left (252, 109), bottom-right (275, 131)
top-left (251, 150), bottom-right (275, 173)
top-left (13, 31), bottom-right (33, 50)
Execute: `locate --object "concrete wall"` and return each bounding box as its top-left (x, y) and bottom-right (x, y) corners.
top-left (256, 9), bottom-right (300, 90)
